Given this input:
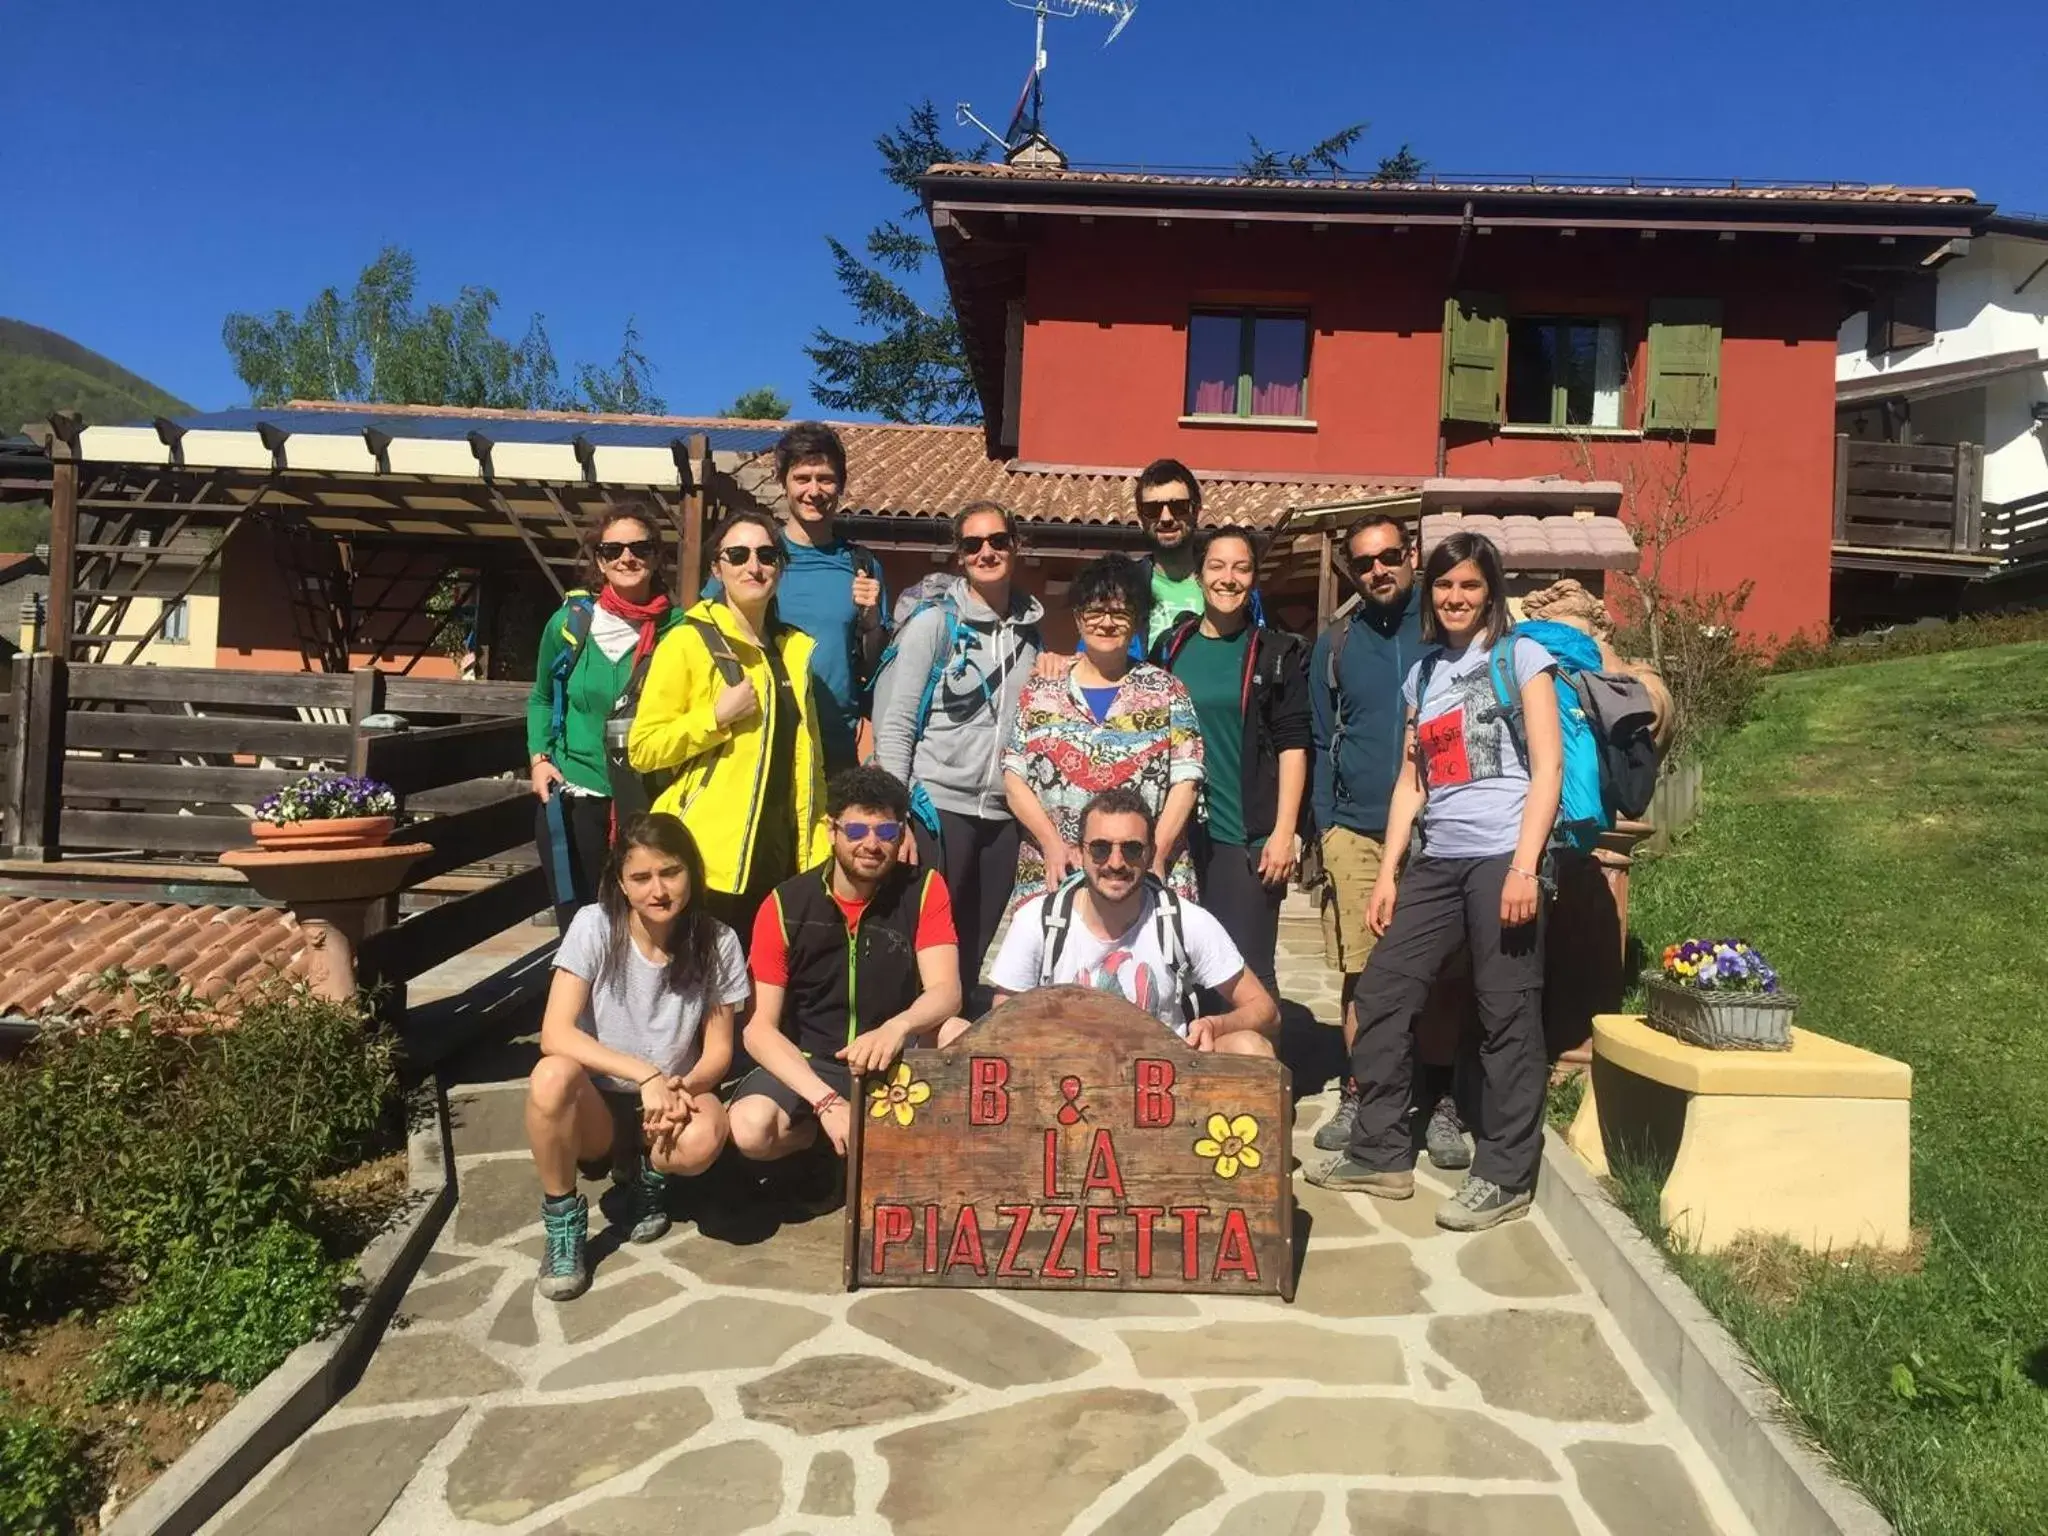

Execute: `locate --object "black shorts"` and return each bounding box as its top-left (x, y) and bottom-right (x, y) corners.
top-left (730, 1058), bottom-right (854, 1123)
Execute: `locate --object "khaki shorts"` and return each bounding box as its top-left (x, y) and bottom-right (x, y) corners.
top-left (1318, 826), bottom-right (1386, 978)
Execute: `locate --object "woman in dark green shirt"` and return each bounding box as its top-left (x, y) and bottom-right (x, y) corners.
top-left (526, 501), bottom-right (682, 926)
top-left (1154, 527), bottom-right (1311, 997)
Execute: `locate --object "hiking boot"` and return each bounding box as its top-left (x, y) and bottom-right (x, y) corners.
top-left (1435, 1176), bottom-right (1532, 1233)
top-left (1312, 1081), bottom-right (1360, 1151)
top-left (1304, 1155), bottom-right (1414, 1200)
top-left (1425, 1098), bottom-right (1472, 1171)
top-left (625, 1158), bottom-right (671, 1243)
top-left (536, 1193), bottom-right (590, 1301)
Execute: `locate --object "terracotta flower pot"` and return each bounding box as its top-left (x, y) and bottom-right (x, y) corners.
top-left (249, 815), bottom-right (396, 852)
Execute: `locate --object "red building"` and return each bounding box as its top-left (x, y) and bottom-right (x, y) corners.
top-left (916, 164), bottom-right (1987, 643)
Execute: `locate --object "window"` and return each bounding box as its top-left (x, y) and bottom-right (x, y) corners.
top-left (1866, 274), bottom-right (1937, 358)
top-left (1185, 310), bottom-right (1309, 419)
top-left (1505, 317), bottom-right (1625, 428)
top-left (160, 598), bottom-right (189, 644)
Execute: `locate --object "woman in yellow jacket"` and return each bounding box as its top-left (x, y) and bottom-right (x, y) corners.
top-left (627, 509), bottom-right (831, 940)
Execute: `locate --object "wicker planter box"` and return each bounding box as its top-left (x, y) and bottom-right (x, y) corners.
top-left (1643, 974), bottom-right (1797, 1051)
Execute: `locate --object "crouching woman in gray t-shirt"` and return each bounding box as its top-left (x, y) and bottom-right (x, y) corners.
top-left (527, 813), bottom-right (750, 1301)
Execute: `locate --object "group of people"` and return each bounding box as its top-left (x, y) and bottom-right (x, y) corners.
top-left (518, 422), bottom-right (1562, 1301)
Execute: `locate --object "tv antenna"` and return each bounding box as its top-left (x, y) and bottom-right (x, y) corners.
top-left (958, 0), bottom-right (1138, 161)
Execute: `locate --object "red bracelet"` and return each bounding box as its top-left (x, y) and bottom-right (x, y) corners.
top-left (812, 1091), bottom-right (844, 1115)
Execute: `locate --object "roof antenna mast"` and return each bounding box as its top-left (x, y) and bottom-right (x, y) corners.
top-left (958, 0), bottom-right (1137, 167)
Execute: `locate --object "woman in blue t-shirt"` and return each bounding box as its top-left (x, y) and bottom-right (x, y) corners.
top-left (525, 813), bottom-right (749, 1303)
top-left (1307, 531), bottom-right (1562, 1235)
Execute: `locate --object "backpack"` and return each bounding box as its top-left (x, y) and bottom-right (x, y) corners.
top-left (545, 590), bottom-right (597, 755)
top-left (1038, 870), bottom-right (1200, 1027)
top-left (1417, 620), bottom-right (1660, 855)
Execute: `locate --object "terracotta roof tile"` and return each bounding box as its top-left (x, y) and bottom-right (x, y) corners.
top-left (0, 897), bottom-right (311, 1022)
top-left (926, 163), bottom-right (1979, 206)
top-left (1421, 513), bottom-right (1639, 572)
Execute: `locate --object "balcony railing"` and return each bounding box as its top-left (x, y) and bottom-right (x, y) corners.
top-left (1833, 436), bottom-right (1986, 557)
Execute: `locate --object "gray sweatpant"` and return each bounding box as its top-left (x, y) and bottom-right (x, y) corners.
top-left (1344, 854), bottom-right (1548, 1191)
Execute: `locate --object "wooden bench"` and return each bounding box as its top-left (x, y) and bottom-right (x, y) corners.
top-left (1566, 1013), bottom-right (1913, 1253)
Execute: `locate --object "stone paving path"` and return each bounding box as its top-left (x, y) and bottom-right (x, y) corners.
top-left (203, 900), bottom-right (1751, 1536)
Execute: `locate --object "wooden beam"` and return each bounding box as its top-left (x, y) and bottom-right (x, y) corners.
top-left (59, 808), bottom-right (251, 857)
top-left (47, 458), bottom-right (79, 658)
top-left (362, 717), bottom-right (526, 797)
top-left (13, 656), bottom-right (68, 860)
top-left (64, 712), bottom-right (353, 759)
top-left (401, 793), bottom-right (535, 883)
top-left (680, 433), bottom-right (710, 605)
top-left (361, 865), bottom-right (548, 983)
top-left (383, 678), bottom-right (532, 717)
top-left (1316, 530), bottom-right (1338, 633)
top-left (63, 760), bottom-right (296, 804)
top-left (1833, 434), bottom-right (1850, 542)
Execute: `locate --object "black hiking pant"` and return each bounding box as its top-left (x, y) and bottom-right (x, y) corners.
top-left (913, 810), bottom-right (1020, 1013)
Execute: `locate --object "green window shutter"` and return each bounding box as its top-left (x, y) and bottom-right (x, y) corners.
top-left (1440, 293), bottom-right (1505, 425)
top-left (1646, 299), bottom-right (1722, 432)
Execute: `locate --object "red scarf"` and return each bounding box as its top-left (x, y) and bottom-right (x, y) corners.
top-left (599, 586), bottom-right (672, 670)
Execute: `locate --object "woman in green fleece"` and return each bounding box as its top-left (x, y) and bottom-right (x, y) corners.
top-left (526, 502), bottom-right (682, 927)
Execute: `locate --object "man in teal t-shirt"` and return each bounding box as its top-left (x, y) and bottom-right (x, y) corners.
top-left (1135, 458), bottom-right (1205, 646)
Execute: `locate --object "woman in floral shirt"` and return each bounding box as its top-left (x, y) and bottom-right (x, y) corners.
top-left (1002, 554), bottom-right (1204, 911)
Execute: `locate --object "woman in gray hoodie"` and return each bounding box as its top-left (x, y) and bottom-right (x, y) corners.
top-left (871, 500), bottom-right (1045, 1007)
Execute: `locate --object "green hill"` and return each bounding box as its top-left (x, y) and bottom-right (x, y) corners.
top-left (0, 317), bottom-right (193, 436)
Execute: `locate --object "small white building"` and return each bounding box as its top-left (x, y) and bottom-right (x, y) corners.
top-left (1837, 214), bottom-right (2048, 596)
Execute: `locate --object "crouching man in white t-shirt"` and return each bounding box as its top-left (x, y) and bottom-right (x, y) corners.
top-left (942, 787), bottom-right (1279, 1054)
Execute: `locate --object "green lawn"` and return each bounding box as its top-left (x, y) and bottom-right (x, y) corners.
top-left (1625, 641), bottom-right (2048, 1536)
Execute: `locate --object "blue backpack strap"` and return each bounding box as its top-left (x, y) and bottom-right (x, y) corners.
top-left (547, 593), bottom-right (596, 751)
top-left (1487, 635), bottom-right (1530, 763)
top-left (543, 788), bottom-right (579, 908)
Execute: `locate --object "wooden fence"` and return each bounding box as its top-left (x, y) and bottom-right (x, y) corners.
top-left (1832, 436), bottom-right (1986, 555)
top-left (1984, 492), bottom-right (2048, 572)
top-left (1, 657), bottom-right (545, 992)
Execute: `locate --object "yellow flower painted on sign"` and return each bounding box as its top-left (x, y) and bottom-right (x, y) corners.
top-left (1193, 1113), bottom-right (1262, 1179)
top-left (868, 1061), bottom-right (932, 1127)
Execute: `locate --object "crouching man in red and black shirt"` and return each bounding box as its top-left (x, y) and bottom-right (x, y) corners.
top-left (730, 765), bottom-right (961, 1173)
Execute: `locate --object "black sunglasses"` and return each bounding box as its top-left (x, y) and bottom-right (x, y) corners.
top-left (1139, 497), bottom-right (1194, 521)
top-left (959, 532), bottom-right (1014, 556)
top-left (839, 819), bottom-right (902, 844)
top-left (1085, 838), bottom-right (1148, 866)
top-left (1349, 548), bottom-right (1409, 574)
top-left (597, 539), bottom-right (656, 562)
top-left (716, 543), bottom-right (785, 569)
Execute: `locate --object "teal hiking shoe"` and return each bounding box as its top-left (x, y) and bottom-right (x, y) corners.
top-left (627, 1158), bottom-right (672, 1243)
top-left (537, 1192), bottom-right (590, 1301)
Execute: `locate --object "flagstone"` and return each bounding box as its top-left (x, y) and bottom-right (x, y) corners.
top-left (543, 1438), bottom-right (782, 1536)
top-left (1427, 1312), bottom-right (1649, 1424)
top-left (799, 1451), bottom-right (856, 1516)
top-left (1092, 1455), bottom-right (1223, 1536)
top-left (738, 1352), bottom-right (958, 1434)
top-left (1192, 1386), bottom-right (1259, 1420)
top-left (1292, 1174), bottom-right (1377, 1237)
top-left (418, 1250), bottom-right (466, 1277)
top-left (1213, 1396), bottom-right (1554, 1480)
top-left (455, 1156), bottom-right (556, 1246)
top-left (443, 1387), bottom-right (712, 1524)
top-left (673, 1212), bottom-right (843, 1294)
top-left (1360, 1182), bottom-right (1455, 1240)
top-left (848, 1289), bottom-right (1098, 1388)
top-left (541, 1297), bottom-right (829, 1389)
top-left (1119, 1321), bottom-right (1405, 1385)
top-left (398, 1264), bottom-right (504, 1324)
top-left (489, 1284), bottom-right (541, 1347)
top-left (449, 1088), bottom-right (534, 1157)
top-left (556, 1271), bottom-right (684, 1346)
top-left (1345, 1490), bottom-right (1582, 1536)
top-left (1567, 1441), bottom-right (1725, 1536)
top-left (345, 1333), bottom-right (518, 1407)
top-left (876, 1388), bottom-right (1184, 1536)
top-left (1009, 1290), bottom-right (1200, 1318)
top-left (1280, 1239), bottom-right (1431, 1317)
top-left (213, 1409), bottom-right (462, 1536)
top-left (1216, 1491), bottom-right (1322, 1536)
top-left (1455, 1222), bottom-right (1578, 1299)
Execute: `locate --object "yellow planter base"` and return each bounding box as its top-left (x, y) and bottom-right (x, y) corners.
top-left (1569, 1014), bottom-right (1913, 1254)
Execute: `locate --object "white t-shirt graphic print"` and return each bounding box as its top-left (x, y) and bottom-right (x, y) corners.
top-left (988, 888), bottom-right (1246, 1037)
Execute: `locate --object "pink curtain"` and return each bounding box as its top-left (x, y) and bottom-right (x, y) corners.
top-left (1191, 378), bottom-right (1237, 414)
top-left (1251, 378), bottom-right (1302, 416)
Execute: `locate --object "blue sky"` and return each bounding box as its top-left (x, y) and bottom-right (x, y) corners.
top-left (6, 0), bottom-right (2039, 419)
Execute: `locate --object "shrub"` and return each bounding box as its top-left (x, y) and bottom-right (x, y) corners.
top-left (0, 1399), bottom-right (97, 1535)
top-left (1614, 584), bottom-right (1765, 764)
top-left (1771, 609), bottom-right (2048, 674)
top-left (94, 1222), bottom-right (346, 1400)
top-left (0, 976), bottom-right (397, 1271)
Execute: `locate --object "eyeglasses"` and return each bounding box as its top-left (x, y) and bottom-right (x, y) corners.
top-left (597, 539), bottom-right (656, 562)
top-left (716, 543), bottom-right (785, 569)
top-left (1139, 497), bottom-right (1194, 521)
top-left (959, 532), bottom-right (1014, 556)
top-left (1348, 548), bottom-right (1408, 575)
top-left (1085, 838), bottom-right (1148, 866)
top-left (1078, 607), bottom-right (1134, 632)
top-left (838, 820), bottom-right (902, 844)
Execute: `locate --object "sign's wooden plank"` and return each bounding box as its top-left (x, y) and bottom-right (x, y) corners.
top-left (847, 988), bottom-right (1294, 1300)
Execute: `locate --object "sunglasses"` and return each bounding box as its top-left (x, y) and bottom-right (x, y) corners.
top-left (716, 543), bottom-right (785, 569)
top-left (959, 532), bottom-right (1014, 556)
top-left (1139, 497), bottom-right (1194, 521)
top-left (838, 820), bottom-right (902, 844)
top-left (597, 539), bottom-right (656, 562)
top-left (1079, 607), bottom-right (1134, 631)
top-left (1085, 839), bottom-right (1149, 866)
top-left (1349, 548), bottom-right (1409, 574)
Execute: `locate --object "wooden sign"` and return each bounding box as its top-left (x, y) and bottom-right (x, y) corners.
top-left (846, 987), bottom-right (1295, 1300)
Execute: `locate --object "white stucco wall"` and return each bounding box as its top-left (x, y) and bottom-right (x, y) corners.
top-left (1838, 232), bottom-right (2048, 506)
